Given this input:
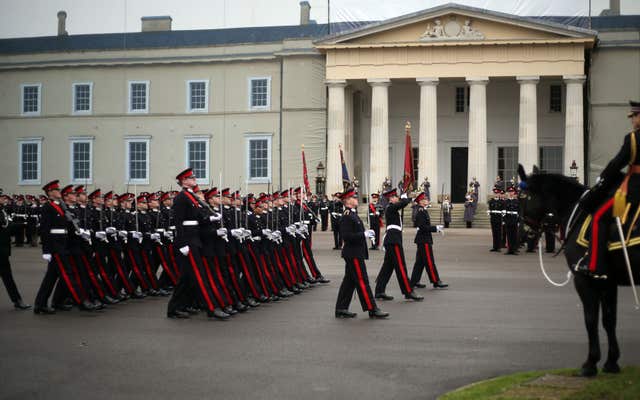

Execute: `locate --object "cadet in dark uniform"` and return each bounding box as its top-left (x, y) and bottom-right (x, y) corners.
top-left (488, 185), bottom-right (504, 252)
top-left (319, 195), bottom-right (329, 231)
top-left (335, 187), bottom-right (388, 319)
top-left (11, 195), bottom-right (27, 247)
top-left (410, 192), bottom-right (448, 289)
top-left (0, 193), bottom-right (30, 310)
top-left (503, 186), bottom-right (520, 255)
top-left (329, 193), bottom-right (343, 249)
top-left (367, 193), bottom-right (382, 250)
top-left (374, 188), bottom-right (423, 302)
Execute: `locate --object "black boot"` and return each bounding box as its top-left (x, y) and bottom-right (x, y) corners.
top-left (368, 308), bottom-right (389, 319)
top-left (208, 309), bottom-right (231, 320)
top-left (167, 310), bottom-right (189, 319)
top-left (404, 292), bottom-right (424, 301)
top-left (53, 303), bottom-right (73, 311)
top-left (13, 299), bottom-right (32, 310)
top-left (413, 282), bottom-right (427, 288)
top-left (335, 309), bottom-right (357, 318)
top-left (374, 293), bottom-right (394, 301)
top-left (80, 300), bottom-right (97, 311)
top-left (433, 281), bottom-right (449, 289)
top-left (34, 306), bottom-right (56, 315)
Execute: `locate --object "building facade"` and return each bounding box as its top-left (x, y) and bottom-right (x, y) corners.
top-left (1, 3), bottom-right (639, 202)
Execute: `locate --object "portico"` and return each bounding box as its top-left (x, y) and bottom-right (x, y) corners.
top-left (317, 4), bottom-right (595, 202)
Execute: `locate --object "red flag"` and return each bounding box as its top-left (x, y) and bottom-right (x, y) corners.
top-left (402, 123), bottom-right (415, 192)
top-left (301, 145), bottom-right (311, 195)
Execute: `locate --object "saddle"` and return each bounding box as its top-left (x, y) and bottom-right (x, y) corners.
top-left (577, 203), bottom-right (640, 251)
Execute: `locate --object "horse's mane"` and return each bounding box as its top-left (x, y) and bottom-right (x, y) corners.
top-left (526, 173), bottom-right (587, 201)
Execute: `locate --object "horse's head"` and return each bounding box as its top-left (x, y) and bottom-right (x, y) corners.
top-left (517, 164), bottom-right (586, 232)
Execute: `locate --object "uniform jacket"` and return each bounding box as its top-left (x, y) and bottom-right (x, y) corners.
top-left (172, 188), bottom-right (204, 249)
top-left (40, 200), bottom-right (71, 255)
top-left (601, 129), bottom-right (640, 204)
top-left (414, 207), bottom-right (438, 244)
top-left (383, 198), bottom-right (410, 246)
top-left (340, 208), bottom-right (368, 260)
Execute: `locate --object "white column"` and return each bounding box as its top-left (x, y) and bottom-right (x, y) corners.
top-left (326, 79), bottom-right (347, 195)
top-left (344, 87), bottom-right (355, 177)
top-left (517, 76), bottom-right (539, 173)
top-left (563, 75), bottom-right (586, 181)
top-left (466, 77), bottom-right (489, 203)
top-left (367, 78), bottom-right (391, 193)
top-left (417, 77), bottom-right (439, 199)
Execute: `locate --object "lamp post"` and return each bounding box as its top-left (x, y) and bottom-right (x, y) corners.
top-left (570, 160), bottom-right (578, 181)
top-left (315, 161), bottom-right (326, 196)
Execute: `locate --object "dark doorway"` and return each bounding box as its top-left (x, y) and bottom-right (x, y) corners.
top-left (451, 147), bottom-right (468, 203)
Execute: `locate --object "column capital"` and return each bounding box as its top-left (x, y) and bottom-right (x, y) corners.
top-left (516, 76), bottom-right (540, 84)
top-left (325, 79), bottom-right (347, 88)
top-left (465, 76), bottom-right (489, 85)
top-left (367, 78), bottom-right (391, 87)
top-left (416, 77), bottom-right (439, 86)
top-left (562, 75), bottom-right (586, 85)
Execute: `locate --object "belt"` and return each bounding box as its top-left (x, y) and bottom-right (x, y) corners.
top-left (490, 211), bottom-right (503, 214)
top-left (155, 228), bottom-right (165, 232)
top-left (169, 226), bottom-right (176, 230)
top-left (386, 224), bottom-right (402, 231)
top-left (50, 229), bottom-right (67, 234)
top-left (13, 214), bottom-right (27, 218)
top-left (505, 211), bottom-right (519, 215)
top-left (182, 220), bottom-right (199, 226)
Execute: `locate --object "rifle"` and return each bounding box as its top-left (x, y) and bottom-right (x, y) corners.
top-left (219, 172), bottom-right (224, 230)
top-left (365, 172), bottom-right (375, 247)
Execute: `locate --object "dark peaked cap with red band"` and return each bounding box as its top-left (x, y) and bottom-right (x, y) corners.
top-left (42, 180), bottom-right (60, 192)
top-left (414, 192), bottom-right (426, 203)
top-left (629, 100), bottom-right (640, 117)
top-left (176, 168), bottom-right (195, 181)
top-left (382, 188), bottom-right (398, 198)
top-left (88, 189), bottom-right (101, 199)
top-left (74, 185), bottom-right (86, 194)
top-left (61, 185), bottom-right (75, 196)
top-left (340, 187), bottom-right (357, 200)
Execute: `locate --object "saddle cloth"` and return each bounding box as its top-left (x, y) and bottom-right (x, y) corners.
top-left (577, 203), bottom-right (640, 251)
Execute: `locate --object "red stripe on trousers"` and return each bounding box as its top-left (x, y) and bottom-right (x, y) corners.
top-left (260, 255), bottom-right (279, 293)
top-left (247, 245), bottom-right (269, 296)
top-left (424, 244), bottom-right (437, 283)
top-left (280, 247), bottom-right (296, 284)
top-left (301, 241), bottom-right (318, 278)
top-left (81, 254), bottom-right (105, 298)
top-left (68, 256), bottom-right (89, 300)
top-left (95, 253), bottom-right (118, 297)
top-left (213, 256), bottom-right (233, 305)
top-left (238, 252), bottom-right (260, 298)
top-left (187, 251), bottom-right (215, 312)
top-left (226, 254), bottom-right (245, 301)
top-left (353, 259), bottom-right (373, 311)
top-left (589, 197), bottom-right (615, 272)
top-left (393, 245), bottom-right (412, 293)
top-left (54, 254), bottom-right (82, 304)
top-left (156, 245), bottom-right (177, 285)
top-left (289, 246), bottom-right (304, 281)
top-left (273, 251), bottom-right (291, 287)
top-left (127, 249), bottom-right (148, 290)
top-left (141, 251), bottom-right (159, 289)
top-left (202, 257), bottom-right (226, 307)
top-left (110, 249), bottom-right (134, 293)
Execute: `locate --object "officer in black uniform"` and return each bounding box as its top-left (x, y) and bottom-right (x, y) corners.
top-left (503, 186), bottom-right (520, 255)
top-left (367, 193), bottom-right (382, 250)
top-left (488, 185), bottom-right (504, 252)
top-left (319, 195), bottom-right (329, 231)
top-left (410, 192), bottom-right (448, 289)
top-left (374, 188), bottom-right (423, 302)
top-left (335, 187), bottom-right (388, 319)
top-left (11, 195), bottom-right (27, 247)
top-left (329, 193), bottom-right (343, 249)
top-left (0, 193), bottom-right (30, 310)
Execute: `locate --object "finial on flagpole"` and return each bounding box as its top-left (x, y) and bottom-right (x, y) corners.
top-left (301, 144), bottom-right (304, 150)
top-left (338, 143), bottom-right (342, 150)
top-left (405, 121), bottom-right (411, 132)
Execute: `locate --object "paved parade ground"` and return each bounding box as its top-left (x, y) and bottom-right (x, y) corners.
top-left (1, 229), bottom-right (639, 400)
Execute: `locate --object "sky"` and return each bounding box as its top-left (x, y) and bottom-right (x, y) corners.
top-left (0, 0), bottom-right (639, 39)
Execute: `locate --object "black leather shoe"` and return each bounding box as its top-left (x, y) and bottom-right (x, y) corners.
top-left (209, 309), bottom-right (231, 320)
top-left (405, 292), bottom-right (424, 301)
top-left (103, 295), bottom-right (119, 305)
top-left (131, 289), bottom-right (145, 299)
top-left (223, 306), bottom-right (237, 315)
top-left (335, 309), bottom-right (357, 318)
top-left (167, 310), bottom-right (189, 319)
top-left (316, 276), bottom-right (331, 284)
top-left (184, 306), bottom-right (199, 315)
top-left (157, 289), bottom-right (170, 297)
top-left (258, 295), bottom-right (269, 303)
top-left (80, 300), bottom-right (96, 311)
top-left (489, 248), bottom-right (500, 252)
top-left (247, 298), bottom-right (260, 307)
top-left (413, 283), bottom-right (427, 288)
top-left (53, 303), bottom-right (73, 311)
top-left (34, 306), bottom-right (56, 315)
top-left (306, 278), bottom-right (317, 284)
top-left (147, 289), bottom-right (160, 296)
top-left (370, 247), bottom-right (378, 250)
top-left (368, 308), bottom-right (389, 319)
top-left (375, 293), bottom-right (394, 301)
top-left (14, 300), bottom-right (32, 310)
top-left (433, 281), bottom-right (449, 289)
top-left (235, 302), bottom-right (249, 312)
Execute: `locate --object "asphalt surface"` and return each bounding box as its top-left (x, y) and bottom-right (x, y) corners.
top-left (1, 229), bottom-right (639, 400)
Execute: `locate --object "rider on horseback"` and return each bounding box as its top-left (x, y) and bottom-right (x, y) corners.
top-left (575, 100), bottom-right (640, 278)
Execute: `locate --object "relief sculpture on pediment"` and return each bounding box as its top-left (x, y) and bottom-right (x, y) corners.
top-left (420, 17), bottom-right (484, 41)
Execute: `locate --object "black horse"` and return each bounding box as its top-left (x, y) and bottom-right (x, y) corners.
top-left (517, 164), bottom-right (639, 377)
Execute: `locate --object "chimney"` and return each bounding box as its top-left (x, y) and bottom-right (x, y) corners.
top-left (600, 0), bottom-right (620, 16)
top-left (300, 1), bottom-right (311, 25)
top-left (57, 10), bottom-right (68, 36)
top-left (141, 16), bottom-right (172, 32)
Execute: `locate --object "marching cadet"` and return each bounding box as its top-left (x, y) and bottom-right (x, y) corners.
top-left (409, 192), bottom-right (448, 289)
top-left (166, 168), bottom-right (229, 319)
top-left (160, 191), bottom-right (181, 283)
top-left (319, 194), bottom-right (329, 231)
top-left (367, 193), bottom-right (382, 250)
top-left (148, 192), bottom-right (179, 291)
top-left (295, 188), bottom-right (329, 284)
top-left (25, 195), bottom-right (39, 246)
top-left (107, 193), bottom-right (140, 299)
top-left (374, 188), bottom-right (423, 302)
top-left (34, 180), bottom-right (96, 314)
top-left (335, 187), bottom-right (388, 319)
top-left (329, 192), bottom-right (343, 249)
top-left (11, 195), bottom-right (27, 247)
top-left (503, 185), bottom-right (520, 255)
top-left (0, 193), bottom-right (30, 310)
top-left (488, 185), bottom-right (504, 252)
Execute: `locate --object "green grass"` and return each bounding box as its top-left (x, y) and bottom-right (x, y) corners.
top-left (438, 366), bottom-right (640, 400)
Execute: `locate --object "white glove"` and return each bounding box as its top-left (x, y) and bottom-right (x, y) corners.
top-left (118, 230), bottom-right (128, 239)
top-left (216, 228), bottom-right (228, 237)
top-left (150, 233), bottom-right (161, 241)
top-left (375, 211), bottom-right (380, 216)
top-left (95, 231), bottom-right (107, 240)
top-left (400, 193), bottom-right (408, 199)
top-left (242, 228), bottom-right (252, 238)
top-left (436, 225), bottom-right (444, 233)
top-left (132, 231), bottom-right (142, 240)
top-left (209, 213), bottom-right (222, 222)
top-left (164, 231), bottom-right (174, 240)
top-left (42, 254), bottom-right (52, 262)
top-left (106, 227), bottom-right (116, 234)
top-left (179, 245), bottom-right (190, 256)
top-left (364, 229), bottom-right (375, 239)
top-left (300, 224), bottom-right (308, 233)
top-left (262, 229), bottom-right (272, 236)
top-left (231, 229), bottom-right (243, 239)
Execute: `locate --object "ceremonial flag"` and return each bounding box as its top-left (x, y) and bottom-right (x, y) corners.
top-left (301, 145), bottom-right (311, 195)
top-left (340, 145), bottom-right (350, 190)
top-left (402, 122), bottom-right (415, 192)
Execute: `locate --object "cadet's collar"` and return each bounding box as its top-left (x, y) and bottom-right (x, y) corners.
top-left (224, 205), bottom-right (230, 209)
top-left (52, 200), bottom-right (60, 205)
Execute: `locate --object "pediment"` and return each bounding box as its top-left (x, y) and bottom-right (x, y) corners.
top-left (317, 4), bottom-right (596, 46)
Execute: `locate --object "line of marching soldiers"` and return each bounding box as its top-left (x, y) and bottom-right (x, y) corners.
top-left (0, 193), bottom-right (47, 248)
top-left (32, 171), bottom-right (329, 319)
top-left (487, 179), bottom-right (557, 255)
